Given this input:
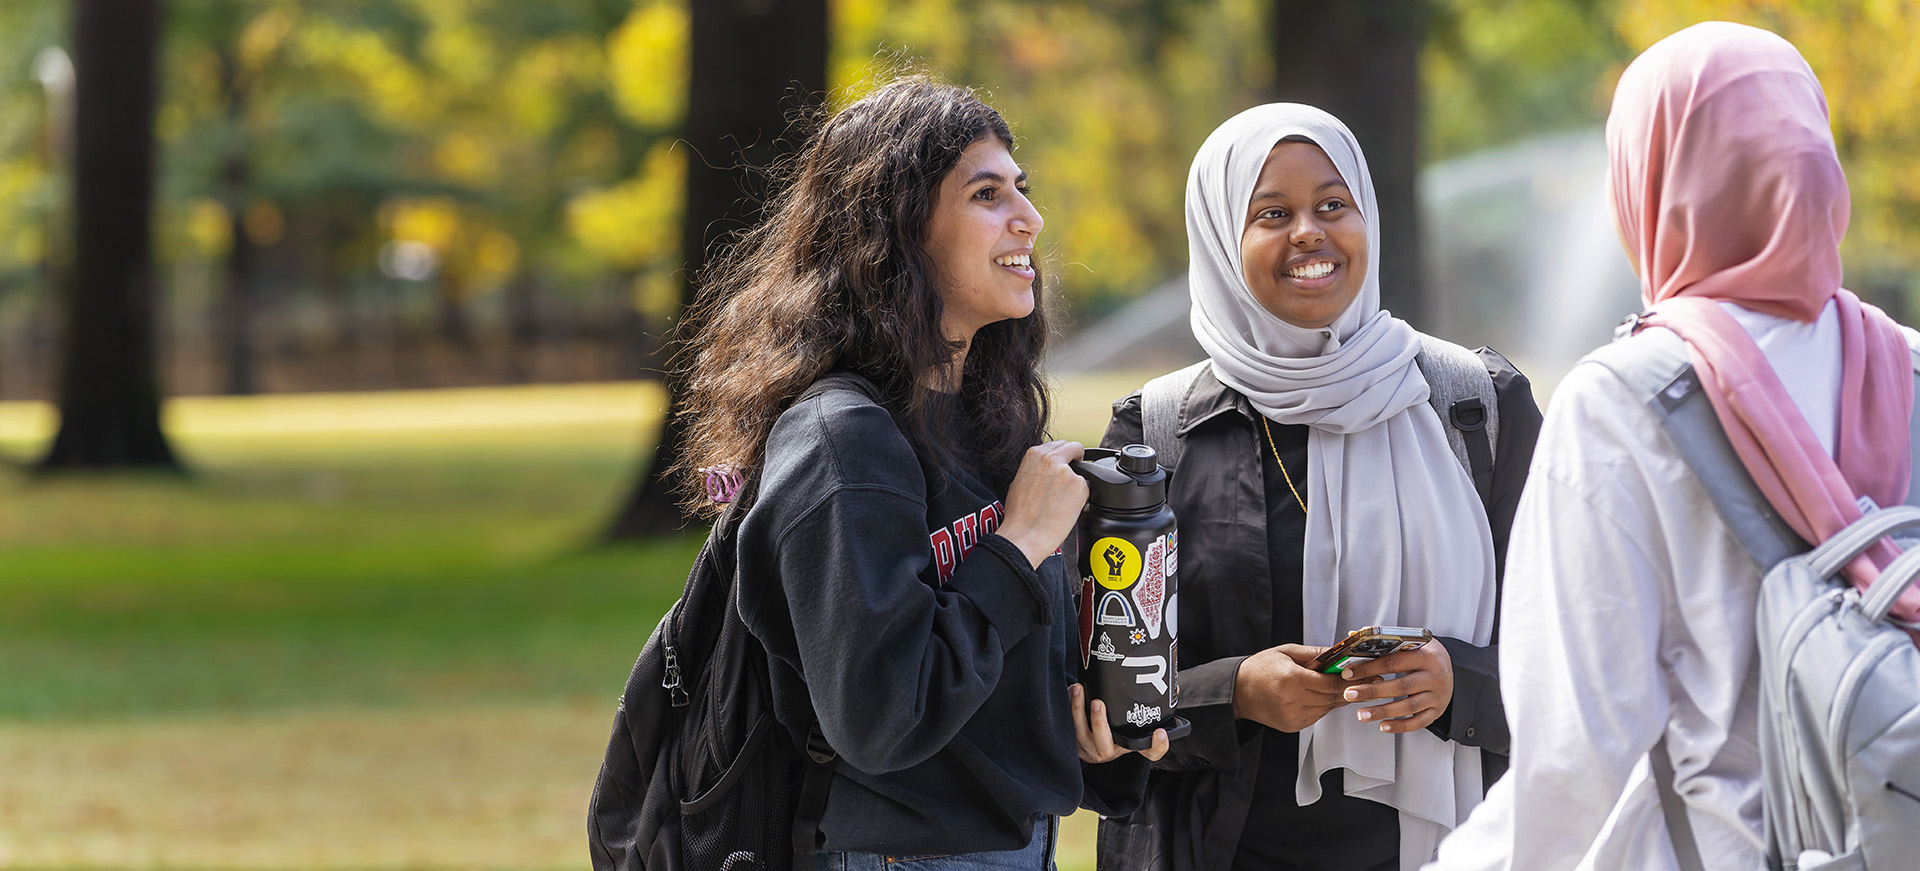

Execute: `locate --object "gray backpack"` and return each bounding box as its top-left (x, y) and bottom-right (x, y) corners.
top-left (1589, 324), bottom-right (1920, 871)
top-left (1138, 334), bottom-right (1500, 503)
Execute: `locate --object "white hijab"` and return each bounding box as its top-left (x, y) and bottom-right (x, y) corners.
top-left (1187, 104), bottom-right (1498, 870)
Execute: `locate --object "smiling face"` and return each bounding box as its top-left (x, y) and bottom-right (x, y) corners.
top-left (924, 136), bottom-right (1043, 345)
top-left (1239, 140), bottom-right (1368, 329)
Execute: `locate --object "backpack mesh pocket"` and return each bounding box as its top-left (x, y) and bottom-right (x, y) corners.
top-left (678, 716), bottom-right (794, 871)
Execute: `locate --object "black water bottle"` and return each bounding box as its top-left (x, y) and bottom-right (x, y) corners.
top-left (1071, 444), bottom-right (1191, 750)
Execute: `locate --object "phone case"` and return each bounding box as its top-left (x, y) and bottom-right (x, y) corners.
top-left (1311, 625), bottom-right (1432, 673)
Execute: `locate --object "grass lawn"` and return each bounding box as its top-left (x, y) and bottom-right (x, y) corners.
top-left (0, 373), bottom-right (1160, 871)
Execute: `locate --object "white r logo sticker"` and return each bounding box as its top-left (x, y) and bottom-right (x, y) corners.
top-left (1123, 655), bottom-right (1167, 694)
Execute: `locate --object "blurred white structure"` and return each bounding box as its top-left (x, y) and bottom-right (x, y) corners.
top-left (1421, 129), bottom-right (1641, 385)
top-left (1048, 129), bottom-right (1642, 391)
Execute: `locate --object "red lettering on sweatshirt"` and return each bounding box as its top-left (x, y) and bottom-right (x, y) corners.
top-left (953, 514), bottom-right (980, 559)
top-left (931, 500), bottom-right (1006, 585)
top-left (930, 528), bottom-right (957, 584)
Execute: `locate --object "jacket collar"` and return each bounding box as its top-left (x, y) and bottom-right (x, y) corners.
top-left (1178, 362), bottom-right (1257, 435)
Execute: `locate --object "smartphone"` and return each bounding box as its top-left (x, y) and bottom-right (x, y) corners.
top-left (1309, 625), bottom-right (1433, 674)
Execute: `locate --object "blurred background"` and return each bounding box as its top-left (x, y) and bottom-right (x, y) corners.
top-left (1, 1), bottom-right (1916, 868)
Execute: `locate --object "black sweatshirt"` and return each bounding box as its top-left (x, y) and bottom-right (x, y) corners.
top-left (734, 383), bottom-right (1147, 855)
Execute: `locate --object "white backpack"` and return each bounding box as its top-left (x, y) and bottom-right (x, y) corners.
top-left (1751, 506), bottom-right (1920, 870)
top-left (1590, 324), bottom-right (1920, 871)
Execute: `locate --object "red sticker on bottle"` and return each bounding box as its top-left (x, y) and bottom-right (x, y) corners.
top-left (1078, 574), bottom-right (1096, 668)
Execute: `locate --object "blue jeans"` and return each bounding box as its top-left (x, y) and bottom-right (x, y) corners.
top-left (810, 816), bottom-right (1058, 871)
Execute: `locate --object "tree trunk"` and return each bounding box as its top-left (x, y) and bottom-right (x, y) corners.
top-left (604, 0), bottom-right (828, 539)
top-left (1267, 0), bottom-right (1426, 324)
top-left (321, 202), bottom-right (361, 353)
top-left (218, 139), bottom-right (257, 394)
top-left (216, 28), bottom-right (257, 397)
top-left (436, 280), bottom-right (474, 352)
top-left (505, 270), bottom-right (539, 381)
top-left (40, 0), bottom-right (178, 470)
top-left (219, 170), bottom-right (257, 395)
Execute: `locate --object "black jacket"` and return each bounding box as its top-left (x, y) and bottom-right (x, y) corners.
top-left (1094, 350), bottom-right (1542, 871)
top-left (735, 382), bottom-right (1148, 856)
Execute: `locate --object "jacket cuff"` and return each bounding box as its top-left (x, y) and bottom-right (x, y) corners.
top-left (1151, 655), bottom-right (1247, 773)
top-left (1181, 654), bottom-right (1241, 707)
top-left (1081, 753), bottom-right (1152, 817)
top-left (1424, 636), bottom-right (1507, 754)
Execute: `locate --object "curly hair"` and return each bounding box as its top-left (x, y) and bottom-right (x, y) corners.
top-left (674, 77), bottom-right (1051, 514)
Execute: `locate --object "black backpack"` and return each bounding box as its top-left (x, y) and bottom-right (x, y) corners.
top-left (587, 375), bottom-right (871, 871)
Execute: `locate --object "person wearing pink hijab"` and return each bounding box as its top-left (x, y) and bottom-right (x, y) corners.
top-left (1423, 21), bottom-right (1920, 871)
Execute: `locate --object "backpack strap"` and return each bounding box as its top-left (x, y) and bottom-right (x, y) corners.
top-left (791, 720), bottom-right (837, 854)
top-left (1143, 349), bottom-right (1500, 500)
top-left (1651, 736), bottom-right (1708, 871)
top-left (1909, 346), bottom-right (1920, 501)
top-left (1590, 326), bottom-right (1920, 572)
top-left (1586, 327), bottom-right (1811, 572)
top-left (1140, 361), bottom-right (1212, 472)
top-left (1414, 335), bottom-right (1500, 507)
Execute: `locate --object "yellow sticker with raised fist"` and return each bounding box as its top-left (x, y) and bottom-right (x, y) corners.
top-left (1092, 537), bottom-right (1143, 590)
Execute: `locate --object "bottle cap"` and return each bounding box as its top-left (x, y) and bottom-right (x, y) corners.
top-left (1071, 445), bottom-right (1168, 512)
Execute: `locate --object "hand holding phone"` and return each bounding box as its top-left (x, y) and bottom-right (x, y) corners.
top-left (1232, 644), bottom-right (1357, 733)
top-left (1337, 635), bottom-right (1454, 733)
top-left (1308, 625), bottom-right (1433, 674)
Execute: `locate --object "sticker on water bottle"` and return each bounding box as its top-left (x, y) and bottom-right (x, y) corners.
top-left (1135, 538), bottom-right (1166, 639)
top-left (1092, 537), bottom-right (1143, 590)
top-left (1077, 575), bottom-right (1096, 668)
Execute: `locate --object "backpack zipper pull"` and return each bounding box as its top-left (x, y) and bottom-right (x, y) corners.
top-left (662, 646), bottom-right (689, 707)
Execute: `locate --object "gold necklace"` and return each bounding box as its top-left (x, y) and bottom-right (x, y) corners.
top-left (1261, 416), bottom-right (1308, 514)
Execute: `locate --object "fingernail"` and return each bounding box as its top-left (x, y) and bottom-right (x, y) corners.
top-left (1343, 688), bottom-right (1360, 702)
top-left (1342, 668), bottom-right (1355, 680)
top-left (1070, 684), bottom-right (1081, 698)
top-left (1356, 710), bottom-right (1371, 722)
top-left (1380, 724), bottom-right (1391, 733)
top-left (1093, 700), bottom-right (1103, 714)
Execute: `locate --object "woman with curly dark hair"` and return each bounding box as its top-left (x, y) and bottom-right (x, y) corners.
top-left (677, 77), bottom-right (1163, 869)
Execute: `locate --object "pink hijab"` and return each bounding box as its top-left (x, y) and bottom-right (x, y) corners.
top-left (1610, 22), bottom-right (1918, 620)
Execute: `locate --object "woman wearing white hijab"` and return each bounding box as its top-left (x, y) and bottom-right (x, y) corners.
top-left (1095, 105), bottom-right (1542, 871)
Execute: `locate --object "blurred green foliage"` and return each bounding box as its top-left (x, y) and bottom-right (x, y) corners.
top-left (1424, 0), bottom-right (1628, 161)
top-left (1616, 0), bottom-right (1920, 313)
top-left (0, 1), bottom-right (1914, 331)
top-left (830, 0), bottom-right (1274, 312)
